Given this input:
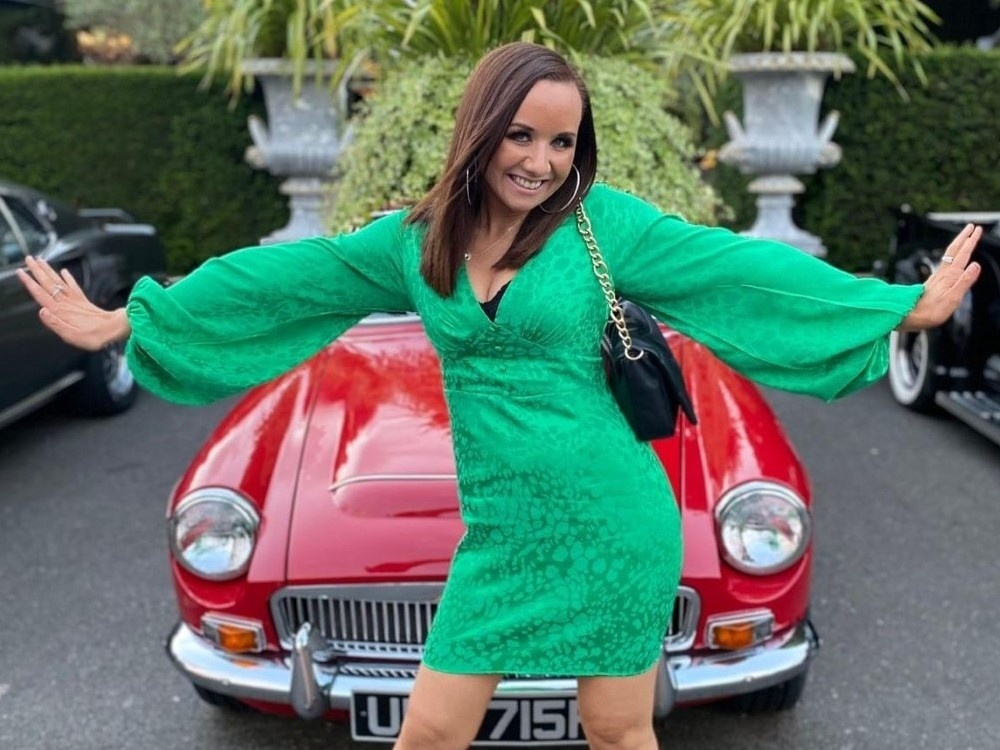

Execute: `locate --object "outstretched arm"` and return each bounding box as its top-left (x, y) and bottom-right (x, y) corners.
top-left (584, 185), bottom-right (982, 401)
top-left (17, 211), bottom-right (414, 404)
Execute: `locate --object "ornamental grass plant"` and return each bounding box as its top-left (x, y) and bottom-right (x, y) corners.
top-left (174, 0), bottom-right (940, 113)
top-left (175, 0), bottom-right (378, 95)
top-left (665, 0), bottom-right (940, 114)
top-left (376, 0), bottom-right (665, 61)
top-left (176, 0), bottom-right (672, 98)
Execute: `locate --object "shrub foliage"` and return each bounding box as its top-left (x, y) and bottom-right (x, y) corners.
top-left (62, 0), bottom-right (205, 63)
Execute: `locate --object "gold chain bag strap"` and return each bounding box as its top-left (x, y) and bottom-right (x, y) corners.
top-left (575, 203), bottom-right (697, 441)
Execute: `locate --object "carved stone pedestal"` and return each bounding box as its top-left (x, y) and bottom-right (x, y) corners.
top-left (719, 52), bottom-right (855, 257)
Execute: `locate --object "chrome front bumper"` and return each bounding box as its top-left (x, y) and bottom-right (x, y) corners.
top-left (167, 619), bottom-right (819, 720)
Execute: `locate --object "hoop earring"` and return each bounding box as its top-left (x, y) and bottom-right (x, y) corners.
top-left (539, 164), bottom-right (581, 214)
top-left (465, 167), bottom-right (475, 206)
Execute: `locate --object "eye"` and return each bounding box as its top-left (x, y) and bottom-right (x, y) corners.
top-left (553, 136), bottom-right (575, 149)
top-left (506, 130), bottom-right (531, 143)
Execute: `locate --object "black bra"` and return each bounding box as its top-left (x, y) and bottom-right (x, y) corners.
top-left (479, 281), bottom-right (511, 322)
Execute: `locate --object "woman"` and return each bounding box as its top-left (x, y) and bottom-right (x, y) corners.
top-left (19, 43), bottom-right (980, 750)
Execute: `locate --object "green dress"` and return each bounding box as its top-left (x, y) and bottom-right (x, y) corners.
top-left (125, 184), bottom-right (923, 677)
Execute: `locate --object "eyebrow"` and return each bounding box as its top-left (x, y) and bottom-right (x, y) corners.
top-left (508, 121), bottom-right (577, 138)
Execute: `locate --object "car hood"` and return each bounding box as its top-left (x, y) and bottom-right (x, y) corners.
top-left (285, 319), bottom-right (686, 583)
top-left (286, 321), bottom-right (464, 583)
top-left (281, 317), bottom-right (814, 593)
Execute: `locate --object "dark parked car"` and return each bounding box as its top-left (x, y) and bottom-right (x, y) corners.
top-left (0, 180), bottom-right (167, 428)
top-left (885, 207), bottom-right (1000, 444)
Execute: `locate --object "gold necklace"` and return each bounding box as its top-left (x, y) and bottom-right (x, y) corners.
top-left (464, 221), bottom-right (519, 262)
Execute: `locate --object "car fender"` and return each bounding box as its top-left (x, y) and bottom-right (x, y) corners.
top-left (168, 353), bottom-right (329, 641)
top-left (677, 338), bottom-right (813, 637)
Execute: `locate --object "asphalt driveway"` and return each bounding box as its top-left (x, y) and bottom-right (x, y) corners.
top-left (0, 379), bottom-right (997, 750)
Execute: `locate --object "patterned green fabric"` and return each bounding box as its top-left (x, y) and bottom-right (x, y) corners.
top-left (125, 184), bottom-right (922, 676)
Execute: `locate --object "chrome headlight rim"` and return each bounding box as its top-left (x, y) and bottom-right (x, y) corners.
top-left (168, 487), bottom-right (260, 582)
top-left (715, 480), bottom-right (811, 576)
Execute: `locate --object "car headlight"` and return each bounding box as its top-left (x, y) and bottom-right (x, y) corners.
top-left (168, 488), bottom-right (259, 581)
top-left (715, 481), bottom-right (811, 575)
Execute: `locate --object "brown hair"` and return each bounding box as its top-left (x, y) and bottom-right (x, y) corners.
top-left (407, 42), bottom-right (597, 297)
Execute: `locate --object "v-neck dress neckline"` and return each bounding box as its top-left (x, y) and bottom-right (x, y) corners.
top-left (462, 263), bottom-right (524, 327)
top-left (461, 215), bottom-right (575, 327)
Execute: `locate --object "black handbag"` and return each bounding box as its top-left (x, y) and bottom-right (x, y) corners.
top-left (576, 205), bottom-right (698, 441)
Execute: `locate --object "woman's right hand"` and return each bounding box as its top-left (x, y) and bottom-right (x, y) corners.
top-left (17, 256), bottom-right (131, 351)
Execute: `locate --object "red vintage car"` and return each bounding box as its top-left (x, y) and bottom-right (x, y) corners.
top-left (165, 313), bottom-right (817, 745)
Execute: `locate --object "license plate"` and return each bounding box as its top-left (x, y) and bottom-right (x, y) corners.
top-left (351, 691), bottom-right (585, 745)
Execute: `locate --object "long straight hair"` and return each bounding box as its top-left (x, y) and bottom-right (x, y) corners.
top-left (408, 42), bottom-right (598, 297)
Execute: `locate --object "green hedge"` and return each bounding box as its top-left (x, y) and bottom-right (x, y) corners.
top-left (0, 66), bottom-right (285, 273)
top-left (704, 46), bottom-right (1000, 271)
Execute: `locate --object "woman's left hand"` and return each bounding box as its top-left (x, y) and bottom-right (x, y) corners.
top-left (898, 223), bottom-right (982, 331)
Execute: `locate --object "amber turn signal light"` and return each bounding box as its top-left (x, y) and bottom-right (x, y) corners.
top-left (201, 614), bottom-right (265, 654)
top-left (706, 611), bottom-right (774, 651)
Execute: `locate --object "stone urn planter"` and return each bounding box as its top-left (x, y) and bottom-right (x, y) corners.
top-left (719, 52), bottom-right (856, 257)
top-left (242, 58), bottom-right (354, 244)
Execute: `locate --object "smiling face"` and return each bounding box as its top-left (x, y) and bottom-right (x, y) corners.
top-left (481, 79), bottom-right (583, 224)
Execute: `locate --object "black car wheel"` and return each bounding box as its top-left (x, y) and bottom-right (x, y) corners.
top-left (65, 297), bottom-right (138, 416)
top-left (719, 668), bottom-right (809, 713)
top-left (887, 329), bottom-right (939, 412)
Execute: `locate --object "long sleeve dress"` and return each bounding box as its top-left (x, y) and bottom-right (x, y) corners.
top-left (125, 184), bottom-right (923, 677)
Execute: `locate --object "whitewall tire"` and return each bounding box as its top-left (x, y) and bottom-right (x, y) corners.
top-left (887, 329), bottom-right (939, 412)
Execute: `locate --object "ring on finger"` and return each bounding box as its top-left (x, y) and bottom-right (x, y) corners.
top-left (51, 284), bottom-right (65, 298)
top-left (940, 256), bottom-right (955, 264)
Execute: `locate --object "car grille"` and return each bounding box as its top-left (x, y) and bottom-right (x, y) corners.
top-left (272, 583), bottom-right (700, 658)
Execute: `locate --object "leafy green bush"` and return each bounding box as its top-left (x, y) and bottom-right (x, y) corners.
top-left (0, 66), bottom-right (285, 273)
top-left (329, 55), bottom-right (723, 230)
top-left (62, 0), bottom-right (205, 63)
top-left (704, 46), bottom-right (1000, 271)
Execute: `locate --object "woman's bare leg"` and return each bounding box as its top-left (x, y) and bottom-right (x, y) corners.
top-left (576, 663), bottom-right (660, 750)
top-left (393, 664), bottom-right (502, 750)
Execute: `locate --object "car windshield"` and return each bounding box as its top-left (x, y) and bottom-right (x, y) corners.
top-left (3, 198), bottom-right (48, 256)
top-left (0, 202), bottom-right (24, 265)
